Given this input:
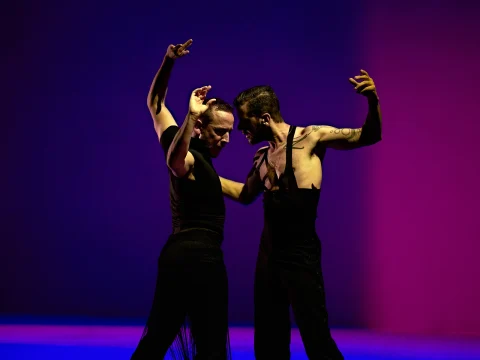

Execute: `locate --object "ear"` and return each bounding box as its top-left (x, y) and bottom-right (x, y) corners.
top-left (193, 118), bottom-right (203, 136)
top-left (260, 113), bottom-right (272, 126)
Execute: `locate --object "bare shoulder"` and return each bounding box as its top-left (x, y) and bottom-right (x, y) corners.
top-left (302, 125), bottom-right (339, 144)
top-left (292, 125), bottom-right (327, 150)
top-left (253, 146), bottom-right (269, 165)
top-left (302, 124), bottom-right (333, 135)
top-left (254, 145), bottom-right (269, 155)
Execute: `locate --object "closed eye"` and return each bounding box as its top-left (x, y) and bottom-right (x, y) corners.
top-left (214, 128), bottom-right (232, 136)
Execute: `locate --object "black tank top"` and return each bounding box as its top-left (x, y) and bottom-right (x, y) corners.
top-left (160, 126), bottom-right (225, 237)
top-left (257, 125), bottom-right (322, 265)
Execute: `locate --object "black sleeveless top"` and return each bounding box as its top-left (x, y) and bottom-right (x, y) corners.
top-left (160, 126), bottom-right (225, 237)
top-left (257, 126), bottom-right (322, 266)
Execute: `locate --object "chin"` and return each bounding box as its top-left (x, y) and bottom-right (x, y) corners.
top-left (210, 148), bottom-right (222, 158)
top-left (245, 132), bottom-right (264, 145)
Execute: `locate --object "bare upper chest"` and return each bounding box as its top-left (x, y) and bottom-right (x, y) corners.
top-left (262, 147), bottom-right (288, 173)
top-left (256, 146), bottom-right (323, 189)
top-left (254, 127), bottom-right (325, 189)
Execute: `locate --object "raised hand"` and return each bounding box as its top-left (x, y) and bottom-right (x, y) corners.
top-left (189, 86), bottom-right (216, 118)
top-left (349, 69), bottom-right (378, 101)
top-left (166, 39), bottom-right (193, 59)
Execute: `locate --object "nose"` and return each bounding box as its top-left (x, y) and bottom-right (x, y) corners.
top-left (221, 132), bottom-right (230, 144)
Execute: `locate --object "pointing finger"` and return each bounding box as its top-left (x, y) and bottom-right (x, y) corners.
top-left (178, 39), bottom-right (193, 53)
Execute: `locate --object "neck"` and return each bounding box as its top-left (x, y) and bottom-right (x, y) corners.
top-left (268, 122), bottom-right (290, 150)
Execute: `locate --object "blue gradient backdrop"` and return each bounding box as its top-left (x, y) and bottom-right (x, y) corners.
top-left (3, 0), bottom-right (372, 326)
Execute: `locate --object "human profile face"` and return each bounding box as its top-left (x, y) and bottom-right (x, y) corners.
top-left (200, 110), bottom-right (234, 157)
top-left (236, 104), bottom-right (267, 145)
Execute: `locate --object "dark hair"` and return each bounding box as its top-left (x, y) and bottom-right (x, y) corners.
top-left (201, 97), bottom-right (234, 125)
top-left (233, 85), bottom-right (283, 123)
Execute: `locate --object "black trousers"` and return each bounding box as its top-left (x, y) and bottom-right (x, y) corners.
top-left (254, 245), bottom-right (344, 360)
top-left (131, 229), bottom-right (230, 360)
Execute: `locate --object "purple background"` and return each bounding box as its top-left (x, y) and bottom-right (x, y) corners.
top-left (2, 0), bottom-right (479, 335)
top-left (361, 0), bottom-right (480, 336)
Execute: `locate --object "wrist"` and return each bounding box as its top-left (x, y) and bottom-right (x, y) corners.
top-left (367, 93), bottom-right (379, 106)
top-left (187, 112), bottom-right (200, 122)
top-left (164, 54), bottom-right (175, 64)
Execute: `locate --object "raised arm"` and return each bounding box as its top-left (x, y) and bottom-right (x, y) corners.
top-left (166, 86), bottom-right (216, 178)
top-left (219, 147), bottom-right (266, 204)
top-left (310, 69), bottom-right (382, 150)
top-left (147, 39), bottom-right (192, 141)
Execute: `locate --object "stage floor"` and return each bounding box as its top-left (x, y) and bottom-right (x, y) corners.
top-left (1, 324), bottom-right (479, 359)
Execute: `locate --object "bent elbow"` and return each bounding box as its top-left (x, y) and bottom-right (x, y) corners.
top-left (166, 162), bottom-right (181, 178)
top-left (370, 137), bottom-right (381, 145)
top-left (147, 94), bottom-right (164, 115)
top-left (362, 132), bottom-right (382, 146)
top-left (166, 156), bottom-right (187, 178)
top-left (146, 91), bottom-right (155, 109)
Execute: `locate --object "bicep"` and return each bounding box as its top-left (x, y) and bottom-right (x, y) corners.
top-left (151, 103), bottom-right (178, 141)
top-left (314, 125), bottom-right (363, 150)
top-left (167, 150), bottom-right (195, 178)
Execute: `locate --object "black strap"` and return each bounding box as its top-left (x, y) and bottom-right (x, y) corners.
top-left (279, 125), bottom-right (297, 191)
top-left (286, 125), bottom-right (296, 173)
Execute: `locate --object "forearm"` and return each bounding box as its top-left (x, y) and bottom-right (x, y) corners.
top-left (359, 97), bottom-right (382, 145)
top-left (220, 177), bottom-right (245, 202)
top-left (220, 175), bottom-right (260, 205)
top-left (166, 113), bottom-right (196, 171)
top-left (147, 55), bottom-right (174, 113)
